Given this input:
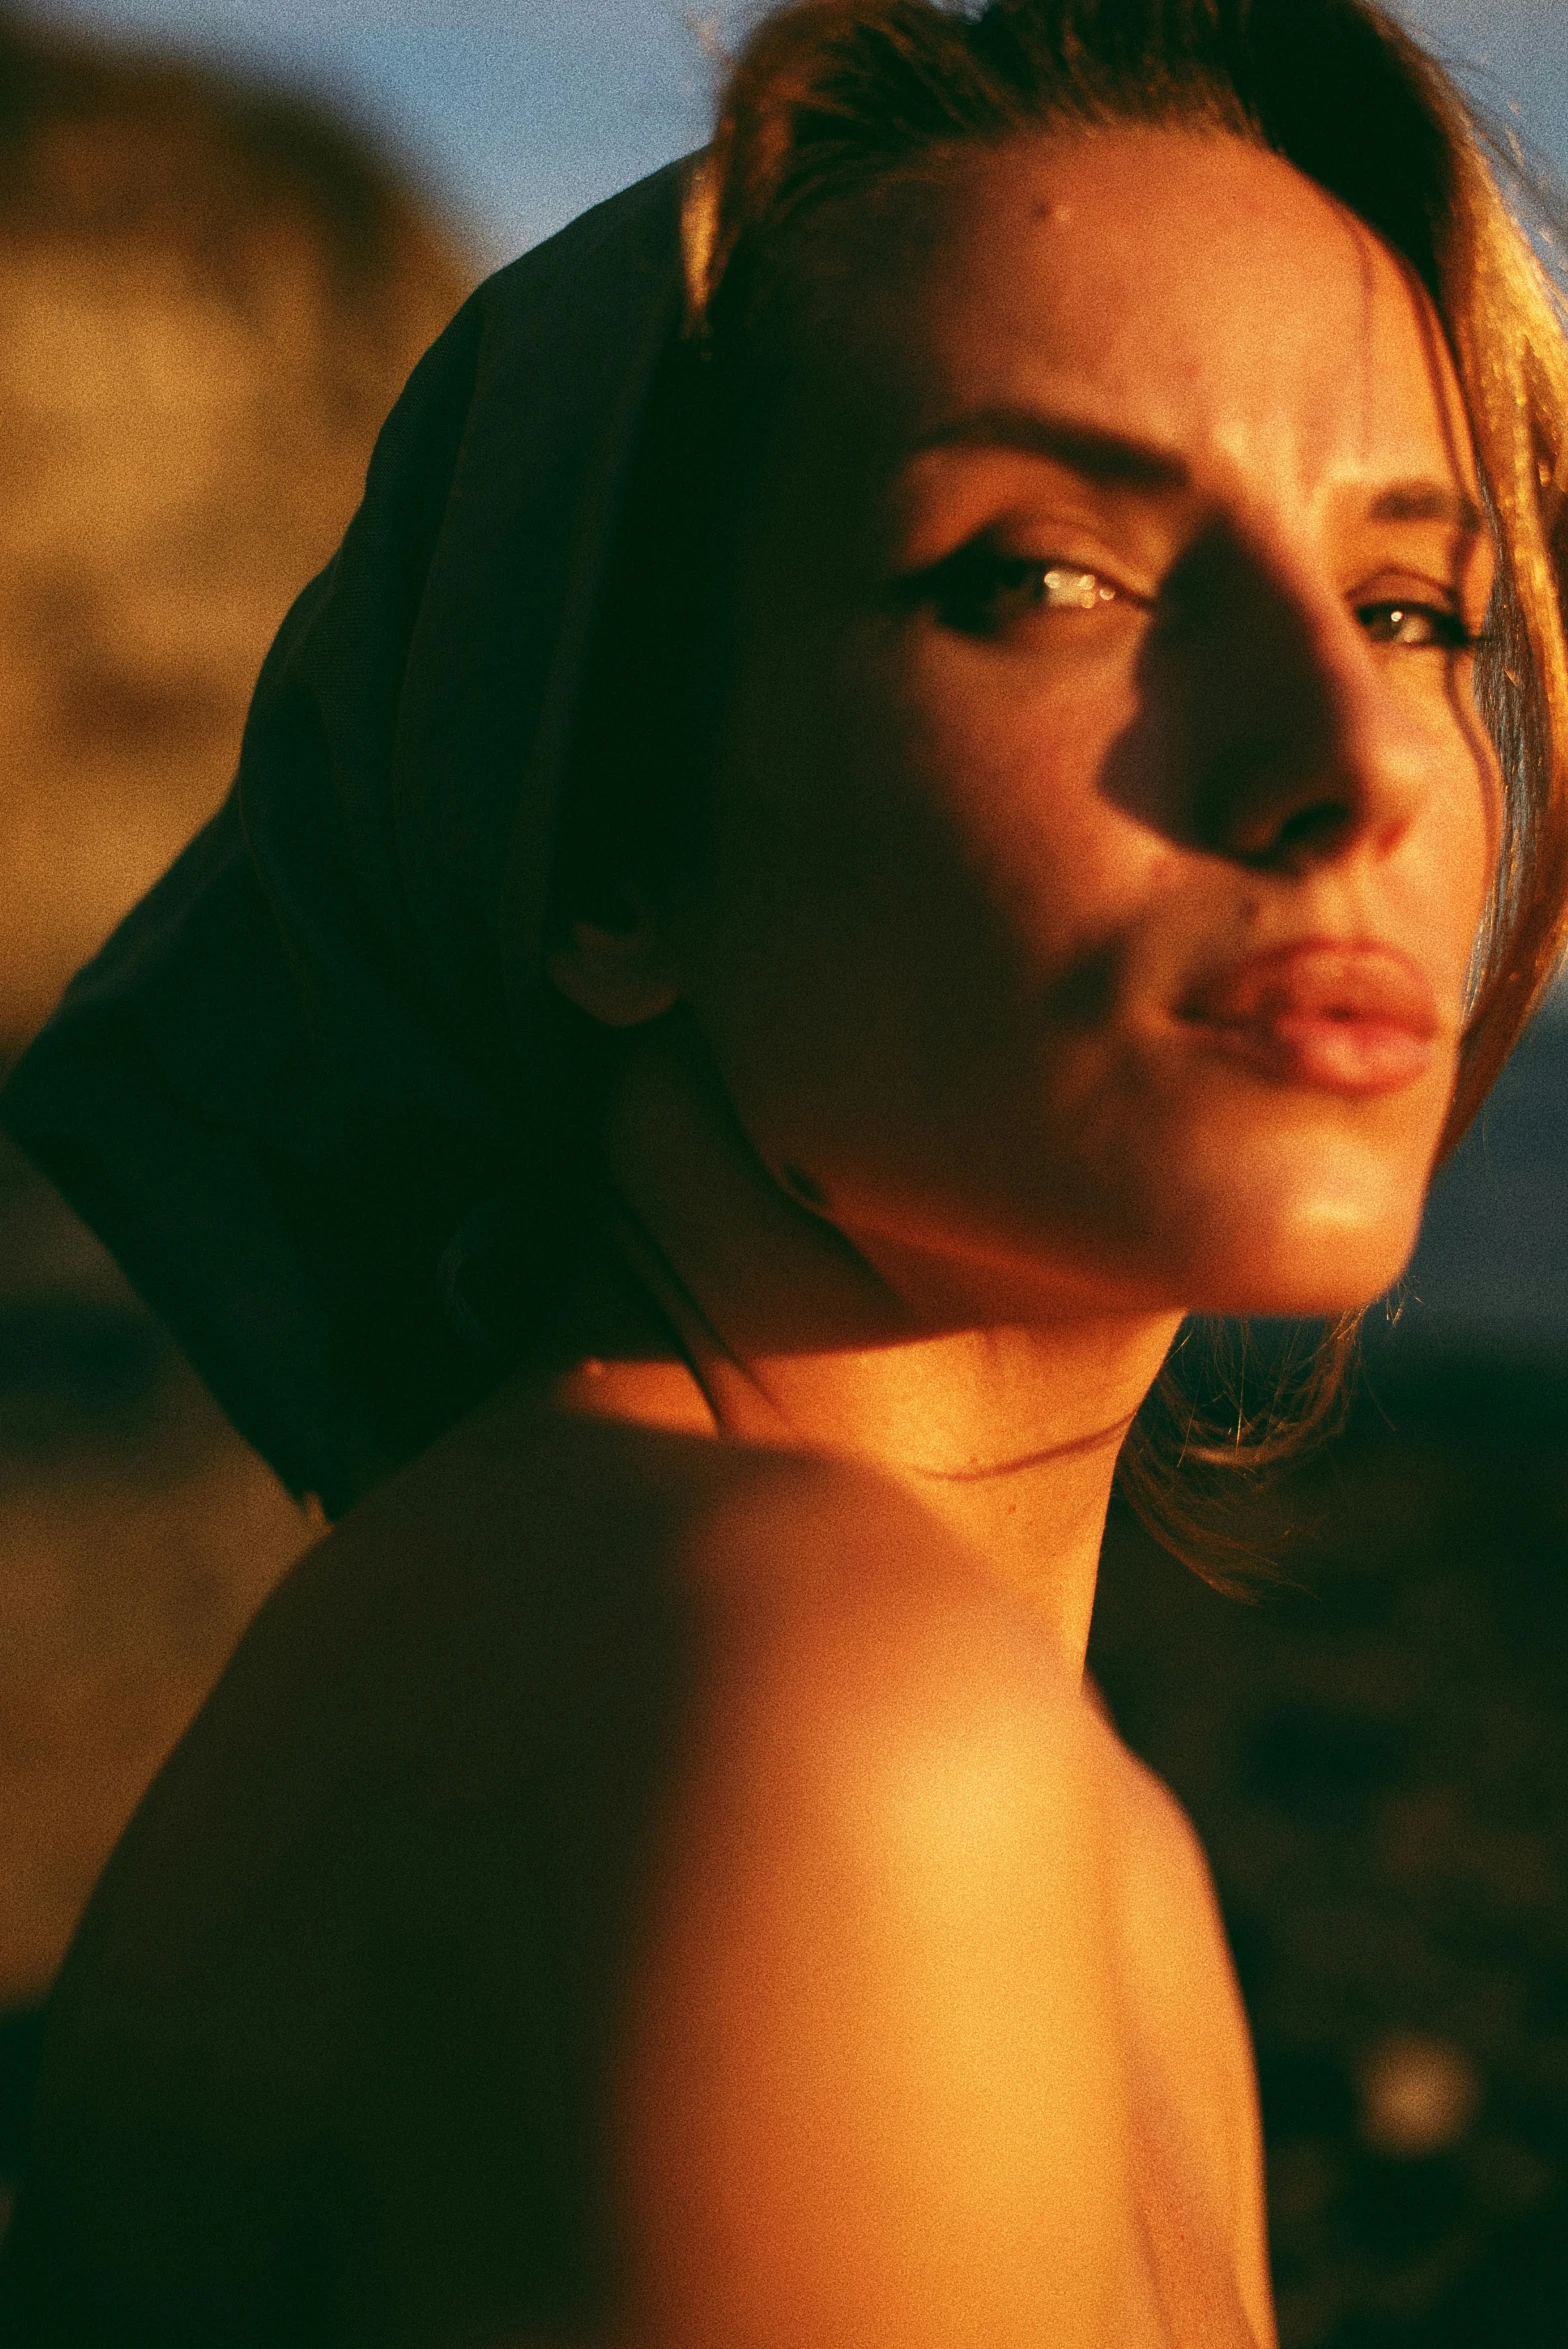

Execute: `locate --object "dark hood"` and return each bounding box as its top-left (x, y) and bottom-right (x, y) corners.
top-left (0, 161), bottom-right (690, 1515)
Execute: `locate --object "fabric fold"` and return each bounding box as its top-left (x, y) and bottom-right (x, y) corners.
top-left (0, 160), bottom-right (691, 1515)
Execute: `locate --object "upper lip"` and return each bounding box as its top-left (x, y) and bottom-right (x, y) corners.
top-left (1180, 940), bottom-right (1443, 1036)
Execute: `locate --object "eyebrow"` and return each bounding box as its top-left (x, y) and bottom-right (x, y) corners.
top-left (910, 414), bottom-right (1486, 536)
top-left (1368, 478), bottom-right (1484, 534)
top-left (909, 405), bottom-right (1189, 494)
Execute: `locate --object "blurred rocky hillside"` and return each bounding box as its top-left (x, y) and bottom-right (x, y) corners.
top-left (0, 6), bottom-right (470, 2025)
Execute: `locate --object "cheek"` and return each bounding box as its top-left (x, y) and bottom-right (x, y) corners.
top-left (691, 627), bottom-right (1161, 1175)
top-left (840, 638), bottom-right (1176, 1067)
top-left (1396, 708), bottom-right (1501, 999)
top-left (690, 615), bottom-right (1503, 1323)
top-left (762, 619), bottom-right (1153, 965)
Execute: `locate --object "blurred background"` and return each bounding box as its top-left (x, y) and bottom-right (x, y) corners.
top-left (0, 3), bottom-right (1565, 2343)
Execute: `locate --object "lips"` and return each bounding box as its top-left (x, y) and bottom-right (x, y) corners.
top-left (1180, 942), bottom-right (1443, 1096)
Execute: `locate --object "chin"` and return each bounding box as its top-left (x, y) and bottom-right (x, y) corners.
top-left (1175, 1189), bottom-right (1428, 1320)
top-left (1129, 1096), bottom-right (1440, 1321)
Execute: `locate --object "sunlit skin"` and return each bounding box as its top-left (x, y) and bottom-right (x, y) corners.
top-left (9, 127), bottom-right (1507, 2349)
top-left (555, 125), bottom-right (1498, 1656)
top-left (546, 125), bottom-right (1498, 2344)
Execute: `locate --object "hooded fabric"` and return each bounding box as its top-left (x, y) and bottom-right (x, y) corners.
top-left (0, 161), bottom-right (690, 1518)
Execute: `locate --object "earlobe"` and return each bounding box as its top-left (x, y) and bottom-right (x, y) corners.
top-left (548, 912), bottom-right (681, 1029)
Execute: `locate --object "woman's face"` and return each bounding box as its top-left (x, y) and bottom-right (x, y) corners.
top-left (680, 127), bottom-right (1499, 1325)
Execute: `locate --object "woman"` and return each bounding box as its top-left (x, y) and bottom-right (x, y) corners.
top-left (2, 0), bottom-right (1565, 2341)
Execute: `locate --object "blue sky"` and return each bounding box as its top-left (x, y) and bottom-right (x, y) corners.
top-left (20, 0), bottom-right (1568, 265)
top-left (22, 2), bottom-right (752, 262)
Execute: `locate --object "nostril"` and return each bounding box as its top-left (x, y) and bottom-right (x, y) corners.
top-left (1197, 731), bottom-right (1355, 868)
top-left (1240, 798), bottom-right (1354, 869)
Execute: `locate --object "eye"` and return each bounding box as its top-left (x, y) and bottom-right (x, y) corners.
top-left (922, 548), bottom-right (1123, 638)
top-left (1355, 599), bottom-right (1480, 653)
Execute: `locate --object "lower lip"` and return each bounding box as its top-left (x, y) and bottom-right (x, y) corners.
top-left (1189, 1012), bottom-right (1439, 1096)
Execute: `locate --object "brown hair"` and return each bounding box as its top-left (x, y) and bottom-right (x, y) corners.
top-left (681, 0), bottom-right (1568, 1583)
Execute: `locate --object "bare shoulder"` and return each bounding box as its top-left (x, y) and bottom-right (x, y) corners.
top-left (1086, 1697), bottom-right (1276, 2347)
top-left (1088, 1704), bottom-right (1254, 2074)
top-left (614, 1457), bottom-right (1156, 2348)
top-left (1088, 1696), bottom-right (1231, 1938)
top-left (7, 1402), bottom-right (837, 2338)
top-left (5, 1401), bottom-right (1162, 2345)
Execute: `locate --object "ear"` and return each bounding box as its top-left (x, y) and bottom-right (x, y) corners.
top-left (547, 892), bottom-right (681, 1029)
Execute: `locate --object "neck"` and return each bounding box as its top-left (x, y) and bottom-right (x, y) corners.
top-left (552, 1021), bottom-right (1179, 1673)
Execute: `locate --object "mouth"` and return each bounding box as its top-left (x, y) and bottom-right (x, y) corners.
top-left (1178, 940), bottom-right (1444, 1097)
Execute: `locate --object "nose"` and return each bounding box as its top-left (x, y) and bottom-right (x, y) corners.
top-left (1173, 527), bottom-right (1433, 873)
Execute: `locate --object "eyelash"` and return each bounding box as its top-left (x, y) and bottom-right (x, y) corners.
top-left (924, 551), bottom-right (1126, 636)
top-left (1354, 602), bottom-right (1484, 654)
top-left (922, 550), bottom-right (1485, 655)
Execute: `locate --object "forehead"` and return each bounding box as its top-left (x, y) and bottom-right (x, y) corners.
top-left (781, 125), bottom-right (1475, 507)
